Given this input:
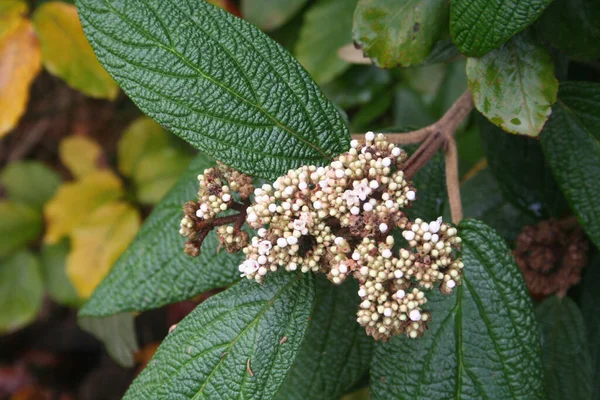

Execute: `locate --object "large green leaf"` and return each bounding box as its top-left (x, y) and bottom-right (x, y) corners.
top-left (536, 0), bottom-right (600, 60)
top-left (295, 0), bottom-right (357, 84)
top-left (582, 256), bottom-right (600, 400)
top-left (76, 0), bottom-right (349, 180)
top-left (541, 82), bottom-right (600, 250)
top-left (467, 34), bottom-right (558, 137)
top-left (0, 161), bottom-right (61, 210)
top-left (0, 201), bottom-right (42, 258)
top-left (536, 296), bottom-right (593, 400)
top-left (450, 0), bottom-right (552, 56)
top-left (353, 0), bottom-right (449, 68)
top-left (478, 114), bottom-right (567, 218)
top-left (242, 0), bottom-right (307, 32)
top-left (0, 250), bottom-right (44, 333)
top-left (275, 276), bottom-right (373, 400)
top-left (79, 154), bottom-right (243, 317)
top-left (371, 219), bottom-right (544, 400)
top-left (124, 271), bottom-right (315, 400)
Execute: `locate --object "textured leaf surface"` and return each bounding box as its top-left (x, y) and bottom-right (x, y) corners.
top-left (67, 202), bottom-right (140, 299)
top-left (32, 2), bottom-right (118, 99)
top-left (467, 34), bottom-right (558, 137)
top-left (59, 136), bottom-right (103, 178)
top-left (295, 0), bottom-right (357, 84)
top-left (79, 154), bottom-right (243, 317)
top-left (275, 276), bottom-right (372, 400)
top-left (40, 240), bottom-right (82, 307)
top-left (242, 0), bottom-right (307, 31)
top-left (0, 161), bottom-right (61, 210)
top-left (541, 82), bottom-right (600, 250)
top-left (536, 296), bottom-right (593, 400)
top-left (79, 313), bottom-right (139, 367)
top-left (450, 0), bottom-right (552, 56)
top-left (0, 201), bottom-right (42, 258)
top-left (0, 250), bottom-right (43, 333)
top-left (353, 0), bottom-right (449, 68)
top-left (124, 271), bottom-right (315, 400)
top-left (371, 219), bottom-right (544, 400)
top-left (582, 256), bottom-right (600, 400)
top-left (478, 114), bottom-right (567, 218)
top-left (77, 0), bottom-right (349, 179)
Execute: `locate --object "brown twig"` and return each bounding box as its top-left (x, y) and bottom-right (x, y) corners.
top-left (444, 137), bottom-right (462, 224)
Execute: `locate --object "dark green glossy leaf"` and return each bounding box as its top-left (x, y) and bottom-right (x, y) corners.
top-left (541, 82), bottom-right (600, 250)
top-left (295, 0), bottom-right (357, 84)
top-left (77, 0), bottom-right (349, 180)
top-left (353, 0), bottom-right (450, 68)
top-left (582, 256), bottom-right (600, 400)
top-left (0, 161), bottom-right (61, 210)
top-left (79, 313), bottom-right (139, 367)
top-left (124, 271), bottom-right (315, 400)
top-left (79, 154), bottom-right (243, 317)
top-left (371, 219), bottom-right (544, 400)
top-left (536, 296), bottom-right (593, 400)
top-left (275, 276), bottom-right (373, 400)
top-left (242, 0), bottom-right (307, 31)
top-left (40, 240), bottom-right (82, 307)
top-left (467, 34), bottom-right (558, 137)
top-left (450, 0), bottom-right (552, 56)
top-left (0, 201), bottom-right (42, 258)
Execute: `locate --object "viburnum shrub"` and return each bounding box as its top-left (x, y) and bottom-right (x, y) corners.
top-left (74, 0), bottom-right (600, 399)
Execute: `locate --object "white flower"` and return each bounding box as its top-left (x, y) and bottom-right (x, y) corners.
top-left (240, 259), bottom-right (259, 275)
top-left (257, 240), bottom-right (272, 255)
top-left (342, 189), bottom-right (360, 207)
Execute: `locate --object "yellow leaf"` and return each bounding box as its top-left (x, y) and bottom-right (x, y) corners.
top-left (44, 170), bottom-right (123, 244)
top-left (32, 2), bottom-right (118, 100)
top-left (0, 18), bottom-right (41, 137)
top-left (67, 202), bottom-right (140, 298)
top-left (0, 0), bottom-right (28, 39)
top-left (59, 135), bottom-right (103, 178)
top-left (117, 117), bottom-right (169, 177)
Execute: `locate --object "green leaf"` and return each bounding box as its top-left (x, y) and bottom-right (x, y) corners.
top-left (0, 161), bottom-right (61, 210)
top-left (275, 276), bottom-right (373, 400)
top-left (536, 296), bottom-right (593, 400)
top-left (124, 271), bottom-right (315, 400)
top-left (541, 82), bottom-right (600, 250)
top-left (0, 201), bottom-right (42, 258)
top-left (79, 313), bottom-right (139, 368)
top-left (79, 154), bottom-right (243, 317)
top-left (478, 114), bottom-right (567, 218)
top-left (76, 0), bottom-right (349, 180)
top-left (353, 0), bottom-right (449, 68)
top-left (404, 147), bottom-right (445, 222)
top-left (450, 0), bottom-right (552, 56)
top-left (536, 0), bottom-right (600, 60)
top-left (295, 0), bottom-right (357, 84)
top-left (242, 0), bottom-right (307, 31)
top-left (455, 125), bottom-right (483, 178)
top-left (582, 256), bottom-right (600, 400)
top-left (322, 65), bottom-right (392, 110)
top-left (40, 240), bottom-right (82, 307)
top-left (371, 219), bottom-right (544, 400)
top-left (393, 86), bottom-right (435, 128)
top-left (117, 117), bottom-right (169, 178)
top-left (467, 33), bottom-right (558, 137)
top-left (0, 250), bottom-right (43, 333)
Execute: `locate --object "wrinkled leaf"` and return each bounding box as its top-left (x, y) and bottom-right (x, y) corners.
top-left (353, 0), bottom-right (449, 68)
top-left (0, 161), bottom-right (61, 210)
top-left (541, 82), bottom-right (600, 250)
top-left (67, 201), bottom-right (140, 299)
top-left (275, 276), bottom-right (373, 400)
top-left (467, 34), bottom-right (558, 137)
top-left (450, 0), bottom-right (552, 56)
top-left (295, 0), bottom-right (357, 84)
top-left (123, 271), bottom-right (315, 400)
top-left (582, 256), bottom-right (600, 400)
top-left (59, 135), bottom-right (103, 179)
top-left (79, 313), bottom-right (139, 367)
top-left (44, 170), bottom-right (123, 244)
top-left (0, 250), bottom-right (44, 334)
top-left (79, 154), bottom-right (243, 317)
top-left (77, 0), bottom-right (350, 180)
top-left (371, 219), bottom-right (544, 400)
top-left (40, 240), bottom-right (82, 307)
top-left (32, 2), bottom-right (118, 99)
top-left (117, 117), bottom-right (169, 177)
top-left (0, 18), bottom-right (41, 137)
top-left (242, 0), bottom-right (307, 31)
top-left (536, 296), bottom-right (593, 400)
top-left (0, 201), bottom-right (42, 258)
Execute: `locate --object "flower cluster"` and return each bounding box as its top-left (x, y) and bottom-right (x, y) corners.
top-left (180, 132), bottom-right (463, 340)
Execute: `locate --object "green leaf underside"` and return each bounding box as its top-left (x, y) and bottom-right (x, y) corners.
top-left (295, 0), bottom-right (357, 85)
top-left (76, 0), bottom-right (350, 180)
top-left (79, 154), bottom-right (243, 318)
top-left (371, 219), bottom-right (544, 400)
top-left (242, 0), bottom-right (307, 32)
top-left (541, 82), bottom-right (600, 250)
top-left (275, 276), bottom-right (373, 400)
top-left (536, 297), bottom-right (593, 400)
top-left (450, 0), bottom-right (552, 57)
top-left (467, 34), bottom-right (558, 137)
top-left (478, 114), bottom-right (567, 219)
top-left (79, 313), bottom-right (139, 367)
top-left (124, 271), bottom-right (315, 400)
top-left (353, 0), bottom-right (449, 68)
top-left (582, 256), bottom-right (600, 400)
